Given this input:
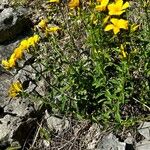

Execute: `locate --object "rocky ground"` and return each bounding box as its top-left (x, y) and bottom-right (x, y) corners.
top-left (0, 0), bottom-right (150, 150)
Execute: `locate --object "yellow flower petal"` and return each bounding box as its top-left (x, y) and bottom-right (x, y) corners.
top-left (13, 47), bottom-right (24, 60)
top-left (95, 0), bottom-right (109, 11)
top-left (110, 18), bottom-right (118, 25)
top-left (20, 39), bottom-right (29, 50)
top-left (33, 34), bottom-right (40, 43)
top-left (95, 5), bottom-right (103, 11)
top-left (38, 19), bottom-right (48, 29)
top-left (13, 82), bottom-right (22, 92)
top-left (113, 26), bottom-right (120, 34)
top-left (8, 81), bottom-right (23, 98)
top-left (45, 26), bottom-right (61, 34)
top-left (104, 24), bottom-right (114, 31)
top-left (105, 18), bottom-right (128, 35)
top-left (116, 0), bottom-right (123, 7)
top-left (122, 2), bottom-right (130, 10)
top-left (8, 56), bottom-right (16, 68)
top-left (1, 59), bottom-right (10, 69)
top-left (118, 19), bottom-right (128, 29)
top-left (68, 0), bottom-right (79, 9)
top-left (108, 0), bottom-right (129, 16)
top-left (27, 35), bottom-right (40, 48)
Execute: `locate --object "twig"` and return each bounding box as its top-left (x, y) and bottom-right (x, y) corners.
top-left (133, 97), bottom-right (150, 111)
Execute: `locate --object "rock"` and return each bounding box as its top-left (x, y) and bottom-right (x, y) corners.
top-left (138, 122), bottom-right (150, 140)
top-left (42, 139), bottom-right (50, 148)
top-left (124, 133), bottom-right (134, 145)
top-left (124, 133), bottom-right (134, 150)
top-left (136, 122), bottom-right (150, 150)
top-left (0, 98), bottom-right (35, 144)
top-left (136, 140), bottom-right (150, 150)
top-left (45, 111), bottom-right (70, 133)
top-left (0, 6), bottom-right (32, 43)
top-left (96, 133), bottom-right (126, 150)
top-left (0, 0), bottom-right (9, 4)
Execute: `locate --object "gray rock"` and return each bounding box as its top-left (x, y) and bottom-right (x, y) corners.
top-left (0, 65), bottom-right (36, 148)
top-left (138, 122), bottom-right (150, 140)
top-left (96, 133), bottom-right (126, 150)
top-left (0, 6), bottom-right (32, 43)
top-left (0, 98), bottom-right (35, 147)
top-left (136, 140), bottom-right (150, 150)
top-left (0, 0), bottom-right (9, 5)
top-left (124, 133), bottom-right (134, 145)
top-left (45, 111), bottom-right (70, 133)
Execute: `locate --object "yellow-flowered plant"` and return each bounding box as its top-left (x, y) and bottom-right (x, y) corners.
top-left (37, 19), bottom-right (61, 35)
top-left (8, 81), bottom-right (23, 98)
top-left (105, 18), bottom-right (128, 34)
top-left (13, 47), bottom-right (24, 60)
top-left (1, 57), bottom-right (16, 70)
top-left (108, 0), bottom-right (130, 16)
top-left (1, 34), bottom-right (40, 70)
top-left (20, 39), bottom-right (29, 50)
top-left (45, 26), bottom-right (61, 34)
top-left (68, 0), bottom-right (80, 9)
top-left (38, 19), bottom-right (48, 30)
top-left (95, 0), bottom-right (109, 11)
top-left (27, 34), bottom-right (40, 48)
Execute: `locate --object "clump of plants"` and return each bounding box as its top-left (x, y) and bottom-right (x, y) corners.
top-left (2, 0), bottom-right (150, 129)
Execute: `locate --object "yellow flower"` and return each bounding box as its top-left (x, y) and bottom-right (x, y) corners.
top-left (120, 44), bottom-right (127, 58)
top-left (48, 0), bottom-right (59, 2)
top-left (68, 0), bottom-right (80, 9)
top-left (104, 18), bottom-right (128, 34)
top-left (108, 0), bottom-right (130, 16)
top-left (20, 39), bottom-right (29, 50)
top-left (1, 55), bottom-right (16, 70)
top-left (8, 54), bottom-right (16, 68)
top-left (95, 0), bottom-right (109, 11)
top-left (33, 34), bottom-right (40, 43)
top-left (27, 35), bottom-right (40, 48)
top-left (38, 19), bottom-right (48, 29)
top-left (1, 59), bottom-right (10, 70)
top-left (13, 47), bottom-right (24, 60)
top-left (27, 37), bottom-right (34, 47)
top-left (8, 81), bottom-right (23, 98)
top-left (45, 26), bottom-right (61, 34)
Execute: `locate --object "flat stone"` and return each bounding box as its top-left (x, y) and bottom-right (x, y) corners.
top-left (136, 140), bottom-right (150, 150)
top-left (96, 133), bottom-right (126, 150)
top-left (138, 122), bottom-right (150, 140)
